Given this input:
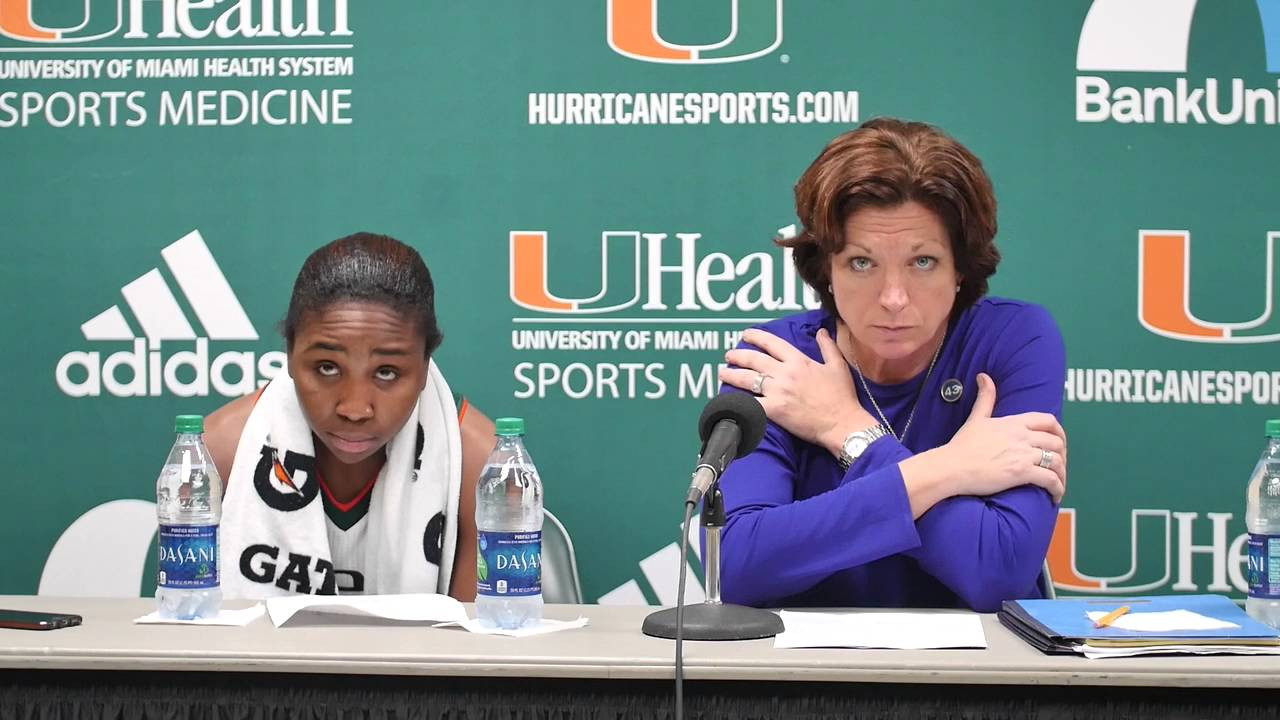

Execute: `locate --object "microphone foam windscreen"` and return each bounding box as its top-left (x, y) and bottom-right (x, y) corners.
top-left (698, 392), bottom-right (767, 458)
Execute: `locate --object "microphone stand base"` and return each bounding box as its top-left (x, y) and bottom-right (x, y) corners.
top-left (642, 602), bottom-right (784, 641)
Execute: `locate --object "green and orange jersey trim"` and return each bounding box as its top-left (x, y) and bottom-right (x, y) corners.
top-left (318, 460), bottom-right (382, 531)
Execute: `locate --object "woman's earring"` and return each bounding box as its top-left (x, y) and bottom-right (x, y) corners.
top-left (827, 284), bottom-right (833, 294)
top-left (955, 284), bottom-right (961, 293)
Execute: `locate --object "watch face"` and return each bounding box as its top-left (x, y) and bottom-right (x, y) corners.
top-left (845, 436), bottom-right (869, 457)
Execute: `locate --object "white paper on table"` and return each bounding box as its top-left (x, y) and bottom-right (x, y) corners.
top-left (265, 593), bottom-right (468, 627)
top-left (434, 616), bottom-right (590, 637)
top-left (1077, 643), bottom-right (1280, 659)
top-left (1084, 609), bottom-right (1239, 632)
top-left (774, 611), bottom-right (986, 650)
top-left (134, 604), bottom-right (265, 626)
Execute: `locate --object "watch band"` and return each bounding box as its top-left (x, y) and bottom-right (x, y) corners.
top-left (837, 424), bottom-right (890, 469)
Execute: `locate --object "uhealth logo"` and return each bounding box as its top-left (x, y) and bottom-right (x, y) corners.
top-left (508, 229), bottom-right (819, 315)
top-left (55, 230), bottom-right (285, 397)
top-left (606, 0), bottom-right (782, 64)
top-left (1138, 230), bottom-right (1280, 343)
top-left (1047, 507), bottom-right (1250, 595)
top-left (1076, 0), bottom-right (1280, 124)
top-left (0, 0), bottom-right (351, 44)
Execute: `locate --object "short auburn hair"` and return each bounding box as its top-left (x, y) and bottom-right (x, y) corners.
top-left (781, 117), bottom-right (1000, 315)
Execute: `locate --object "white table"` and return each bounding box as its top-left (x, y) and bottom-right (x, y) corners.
top-left (1, 596), bottom-right (1275, 719)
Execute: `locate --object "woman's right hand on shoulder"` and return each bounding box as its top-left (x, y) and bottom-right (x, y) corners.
top-left (719, 327), bottom-right (878, 453)
top-left (939, 373), bottom-right (1068, 503)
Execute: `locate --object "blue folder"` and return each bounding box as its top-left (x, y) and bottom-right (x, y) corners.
top-left (998, 594), bottom-right (1280, 654)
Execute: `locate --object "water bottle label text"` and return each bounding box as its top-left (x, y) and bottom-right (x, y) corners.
top-left (158, 524), bottom-right (219, 589)
top-left (1247, 533), bottom-right (1280, 599)
top-left (476, 530), bottom-right (541, 597)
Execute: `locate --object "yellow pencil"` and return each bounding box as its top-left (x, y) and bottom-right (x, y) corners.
top-left (1094, 605), bottom-right (1131, 628)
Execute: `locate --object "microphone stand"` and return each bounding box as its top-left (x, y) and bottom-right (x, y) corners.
top-left (642, 483), bottom-right (785, 640)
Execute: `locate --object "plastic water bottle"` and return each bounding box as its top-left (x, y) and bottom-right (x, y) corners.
top-left (475, 417), bottom-right (543, 629)
top-left (1246, 419), bottom-right (1280, 628)
top-left (155, 414), bottom-right (223, 619)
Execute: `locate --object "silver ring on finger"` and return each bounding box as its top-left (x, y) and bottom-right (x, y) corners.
top-left (751, 371), bottom-right (769, 395)
top-left (1037, 448), bottom-right (1054, 470)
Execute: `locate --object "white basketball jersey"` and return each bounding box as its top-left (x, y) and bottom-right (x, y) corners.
top-left (320, 483), bottom-right (375, 594)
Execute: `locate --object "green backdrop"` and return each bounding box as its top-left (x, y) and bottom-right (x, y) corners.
top-left (2, 0), bottom-right (1277, 603)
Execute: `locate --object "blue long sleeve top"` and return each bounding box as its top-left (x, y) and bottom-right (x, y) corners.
top-left (715, 297), bottom-right (1066, 612)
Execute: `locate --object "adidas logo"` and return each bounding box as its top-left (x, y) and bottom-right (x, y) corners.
top-left (55, 230), bottom-right (286, 398)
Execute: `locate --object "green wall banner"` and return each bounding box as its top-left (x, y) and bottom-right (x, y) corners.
top-left (2, 0), bottom-right (1278, 604)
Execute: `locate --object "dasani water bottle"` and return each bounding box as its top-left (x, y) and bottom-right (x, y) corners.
top-left (475, 417), bottom-right (543, 629)
top-left (156, 414), bottom-right (223, 619)
top-left (1246, 419), bottom-right (1280, 628)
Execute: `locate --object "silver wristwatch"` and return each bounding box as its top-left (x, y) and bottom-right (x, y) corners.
top-left (837, 424), bottom-right (890, 469)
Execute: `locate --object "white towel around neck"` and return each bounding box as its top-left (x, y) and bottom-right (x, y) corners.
top-left (219, 363), bottom-right (461, 598)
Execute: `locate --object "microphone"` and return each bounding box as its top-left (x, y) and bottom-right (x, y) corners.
top-left (643, 390), bottom-right (784, 644)
top-left (685, 392), bottom-right (767, 505)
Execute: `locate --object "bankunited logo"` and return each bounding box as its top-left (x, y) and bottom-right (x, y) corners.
top-left (55, 230), bottom-right (285, 397)
top-left (1138, 230), bottom-right (1280, 343)
top-left (0, 0), bottom-right (351, 44)
top-left (1076, 0), bottom-right (1280, 124)
top-left (607, 0), bottom-right (782, 64)
top-left (1078, 0), bottom-right (1280, 73)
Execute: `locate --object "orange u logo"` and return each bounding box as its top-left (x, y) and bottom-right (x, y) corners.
top-left (0, 0), bottom-right (122, 43)
top-left (1138, 230), bottom-right (1280, 343)
top-left (509, 231), bottom-right (641, 314)
top-left (607, 0), bottom-right (782, 64)
top-left (1047, 508), bottom-right (1172, 593)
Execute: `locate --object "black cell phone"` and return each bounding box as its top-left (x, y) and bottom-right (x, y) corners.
top-left (0, 609), bottom-right (82, 631)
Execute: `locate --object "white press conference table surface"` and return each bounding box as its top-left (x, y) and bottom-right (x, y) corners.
top-left (0, 595), bottom-right (1278, 688)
